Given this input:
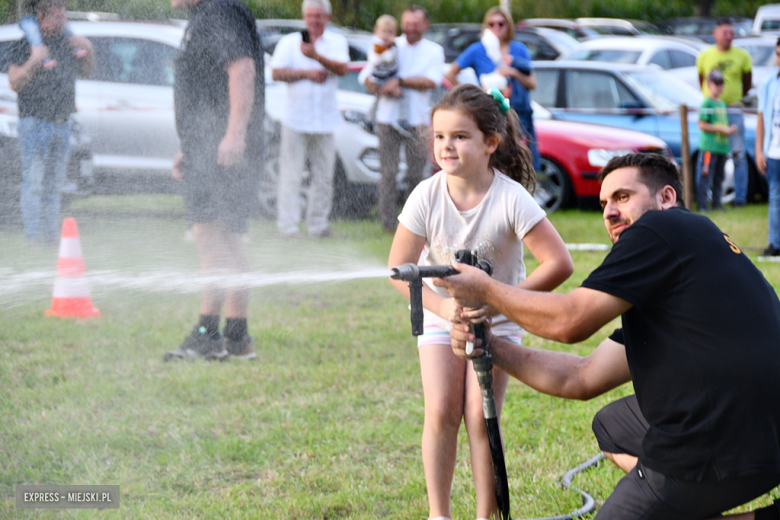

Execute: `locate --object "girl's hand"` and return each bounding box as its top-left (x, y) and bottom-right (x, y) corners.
top-left (460, 305), bottom-right (493, 324)
top-left (440, 298), bottom-right (464, 324)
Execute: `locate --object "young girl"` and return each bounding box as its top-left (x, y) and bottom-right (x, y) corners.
top-left (388, 84), bottom-right (573, 520)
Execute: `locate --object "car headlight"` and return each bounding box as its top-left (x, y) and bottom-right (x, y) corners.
top-left (342, 109), bottom-right (375, 134)
top-left (587, 149), bottom-right (633, 167)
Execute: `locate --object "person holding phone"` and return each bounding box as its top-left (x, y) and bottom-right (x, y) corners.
top-left (270, 0), bottom-right (349, 239)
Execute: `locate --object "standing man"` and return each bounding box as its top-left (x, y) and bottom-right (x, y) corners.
top-left (271, 0), bottom-right (348, 239)
top-left (755, 38), bottom-right (780, 257)
top-left (697, 18), bottom-right (752, 208)
top-left (438, 153), bottom-right (780, 519)
top-left (359, 6), bottom-right (444, 234)
top-left (8, 0), bottom-right (93, 246)
top-left (164, 0), bottom-right (265, 361)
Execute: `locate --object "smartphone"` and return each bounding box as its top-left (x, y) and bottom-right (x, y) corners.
top-left (301, 29), bottom-right (310, 43)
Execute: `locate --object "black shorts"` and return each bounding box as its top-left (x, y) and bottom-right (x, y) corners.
top-left (182, 151), bottom-right (260, 233)
top-left (592, 396), bottom-right (780, 520)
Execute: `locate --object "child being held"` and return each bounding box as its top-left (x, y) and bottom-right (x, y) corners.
top-left (367, 15), bottom-right (409, 130)
top-left (697, 68), bottom-right (737, 211)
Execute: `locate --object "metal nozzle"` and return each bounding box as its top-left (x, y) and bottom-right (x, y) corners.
top-left (390, 263), bottom-right (420, 282)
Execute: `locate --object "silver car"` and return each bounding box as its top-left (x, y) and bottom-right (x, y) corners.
top-left (0, 20), bottom-right (392, 218)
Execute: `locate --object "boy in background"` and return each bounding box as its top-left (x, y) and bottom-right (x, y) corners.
top-left (367, 15), bottom-right (408, 131)
top-left (697, 69), bottom-right (737, 211)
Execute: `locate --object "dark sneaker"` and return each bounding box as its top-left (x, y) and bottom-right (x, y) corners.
top-left (224, 335), bottom-right (257, 360)
top-left (762, 245), bottom-right (780, 257)
top-left (163, 326), bottom-right (228, 361)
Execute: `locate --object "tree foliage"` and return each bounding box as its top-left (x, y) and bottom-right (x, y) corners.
top-left (0, 0), bottom-right (776, 28)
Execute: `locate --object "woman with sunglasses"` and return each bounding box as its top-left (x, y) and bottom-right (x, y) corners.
top-left (444, 7), bottom-right (541, 171)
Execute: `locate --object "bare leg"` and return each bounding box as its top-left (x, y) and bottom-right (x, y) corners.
top-left (419, 343), bottom-right (467, 519)
top-left (464, 363), bottom-right (509, 520)
top-left (192, 221), bottom-right (250, 319)
top-left (604, 451), bottom-right (638, 474)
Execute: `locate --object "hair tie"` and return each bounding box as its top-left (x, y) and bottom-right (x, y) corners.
top-left (489, 87), bottom-right (510, 115)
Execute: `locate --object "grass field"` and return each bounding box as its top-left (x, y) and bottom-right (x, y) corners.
top-left (2, 195), bottom-right (779, 519)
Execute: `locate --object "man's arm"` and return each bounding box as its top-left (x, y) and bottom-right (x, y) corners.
top-left (300, 42), bottom-right (347, 76)
top-left (8, 45), bottom-right (48, 93)
top-left (434, 263), bottom-right (632, 343)
top-left (451, 328), bottom-right (631, 400)
top-left (399, 75), bottom-right (436, 91)
top-left (757, 112), bottom-right (767, 175)
top-left (218, 56), bottom-right (255, 166)
top-left (742, 71), bottom-right (752, 101)
top-left (70, 35), bottom-right (94, 77)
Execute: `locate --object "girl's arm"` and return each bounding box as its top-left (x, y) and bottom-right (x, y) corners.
top-left (459, 217), bottom-right (573, 322)
top-left (388, 224), bottom-right (463, 323)
top-left (516, 217), bottom-right (573, 292)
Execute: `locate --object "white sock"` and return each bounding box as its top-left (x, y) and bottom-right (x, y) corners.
top-left (429, 517), bottom-right (451, 520)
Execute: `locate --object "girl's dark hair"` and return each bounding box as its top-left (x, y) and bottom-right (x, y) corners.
top-left (432, 84), bottom-right (535, 191)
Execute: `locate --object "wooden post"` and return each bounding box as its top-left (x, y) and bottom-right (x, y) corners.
top-left (679, 104), bottom-right (694, 210)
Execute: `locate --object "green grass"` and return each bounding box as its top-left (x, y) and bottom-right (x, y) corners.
top-left (1, 196), bottom-right (779, 518)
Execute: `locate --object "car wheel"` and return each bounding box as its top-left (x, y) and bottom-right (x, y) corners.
top-left (534, 157), bottom-right (573, 213)
top-left (332, 160), bottom-right (375, 220)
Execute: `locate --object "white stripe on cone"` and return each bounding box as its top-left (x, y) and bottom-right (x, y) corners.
top-left (58, 237), bottom-right (82, 258)
top-left (53, 277), bottom-right (92, 298)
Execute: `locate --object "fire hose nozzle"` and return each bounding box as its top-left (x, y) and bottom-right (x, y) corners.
top-left (390, 263), bottom-right (420, 282)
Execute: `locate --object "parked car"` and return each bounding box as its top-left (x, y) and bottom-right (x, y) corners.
top-left (532, 61), bottom-right (767, 202)
top-left (256, 19), bottom-right (370, 61)
top-left (425, 23), bottom-right (581, 63)
top-left (0, 21), bottom-right (398, 219)
top-left (657, 17), bottom-right (753, 44)
top-left (518, 18), bottom-right (599, 40)
top-left (574, 18), bottom-right (664, 36)
top-left (562, 36), bottom-right (701, 70)
top-left (754, 4), bottom-right (780, 35)
top-left (0, 110), bottom-right (94, 225)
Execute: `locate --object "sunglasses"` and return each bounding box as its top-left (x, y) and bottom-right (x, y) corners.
top-left (487, 21), bottom-right (506, 28)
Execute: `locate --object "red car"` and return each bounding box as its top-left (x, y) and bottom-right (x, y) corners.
top-left (532, 102), bottom-right (673, 211)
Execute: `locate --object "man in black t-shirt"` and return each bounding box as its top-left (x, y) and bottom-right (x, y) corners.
top-left (436, 153), bottom-right (780, 520)
top-left (8, 0), bottom-right (93, 245)
top-left (163, 0), bottom-right (265, 362)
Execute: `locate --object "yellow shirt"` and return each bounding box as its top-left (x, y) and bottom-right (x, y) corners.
top-left (696, 46), bottom-right (752, 105)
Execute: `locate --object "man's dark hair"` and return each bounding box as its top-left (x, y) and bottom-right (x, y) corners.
top-left (35, 0), bottom-right (66, 15)
top-left (598, 153), bottom-right (685, 206)
top-left (716, 18), bottom-right (734, 27)
top-left (404, 4), bottom-right (429, 20)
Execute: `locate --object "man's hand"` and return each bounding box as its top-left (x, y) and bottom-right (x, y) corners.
top-left (301, 42), bottom-right (318, 60)
top-left (69, 35), bottom-right (91, 58)
top-left (307, 69), bottom-right (329, 83)
top-left (172, 151), bottom-right (184, 181)
top-left (217, 133), bottom-right (246, 166)
top-left (29, 45), bottom-right (50, 68)
top-left (432, 261), bottom-right (491, 308)
top-left (757, 149), bottom-right (767, 175)
top-left (378, 77), bottom-right (402, 98)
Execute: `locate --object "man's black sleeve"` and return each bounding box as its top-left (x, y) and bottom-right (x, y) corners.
top-left (8, 39), bottom-right (31, 67)
top-left (581, 222), bottom-right (680, 310)
top-left (207, 5), bottom-right (257, 71)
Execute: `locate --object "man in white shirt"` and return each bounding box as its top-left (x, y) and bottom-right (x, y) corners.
top-left (270, 0), bottom-right (348, 238)
top-left (360, 6), bottom-right (445, 233)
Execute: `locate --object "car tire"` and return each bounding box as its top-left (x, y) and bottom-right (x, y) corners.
top-left (332, 160), bottom-right (375, 220)
top-left (534, 157), bottom-right (574, 213)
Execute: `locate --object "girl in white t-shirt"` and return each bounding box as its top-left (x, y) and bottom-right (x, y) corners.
top-left (388, 84), bottom-right (573, 520)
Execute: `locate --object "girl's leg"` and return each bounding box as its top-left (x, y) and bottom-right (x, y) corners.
top-left (464, 361), bottom-right (510, 520)
top-left (419, 343), bottom-right (468, 519)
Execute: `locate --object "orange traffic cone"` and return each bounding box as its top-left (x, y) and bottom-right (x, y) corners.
top-left (46, 218), bottom-right (100, 318)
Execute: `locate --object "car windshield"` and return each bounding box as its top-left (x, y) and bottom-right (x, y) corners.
top-left (538, 29), bottom-right (581, 54)
top-left (567, 49), bottom-right (641, 64)
top-left (737, 43), bottom-right (776, 67)
top-left (622, 71), bottom-right (703, 109)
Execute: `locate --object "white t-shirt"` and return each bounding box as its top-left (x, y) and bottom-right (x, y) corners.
top-left (269, 30), bottom-right (350, 134)
top-left (769, 83), bottom-right (780, 160)
top-left (358, 35), bottom-right (445, 126)
top-left (398, 169), bottom-right (546, 336)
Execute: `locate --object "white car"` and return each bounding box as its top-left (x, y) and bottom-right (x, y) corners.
top-left (754, 4), bottom-right (780, 35)
top-left (562, 36), bottom-right (701, 70)
top-left (0, 20), bottom-right (392, 218)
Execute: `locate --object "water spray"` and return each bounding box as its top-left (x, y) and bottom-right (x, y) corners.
top-left (391, 249), bottom-right (510, 520)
